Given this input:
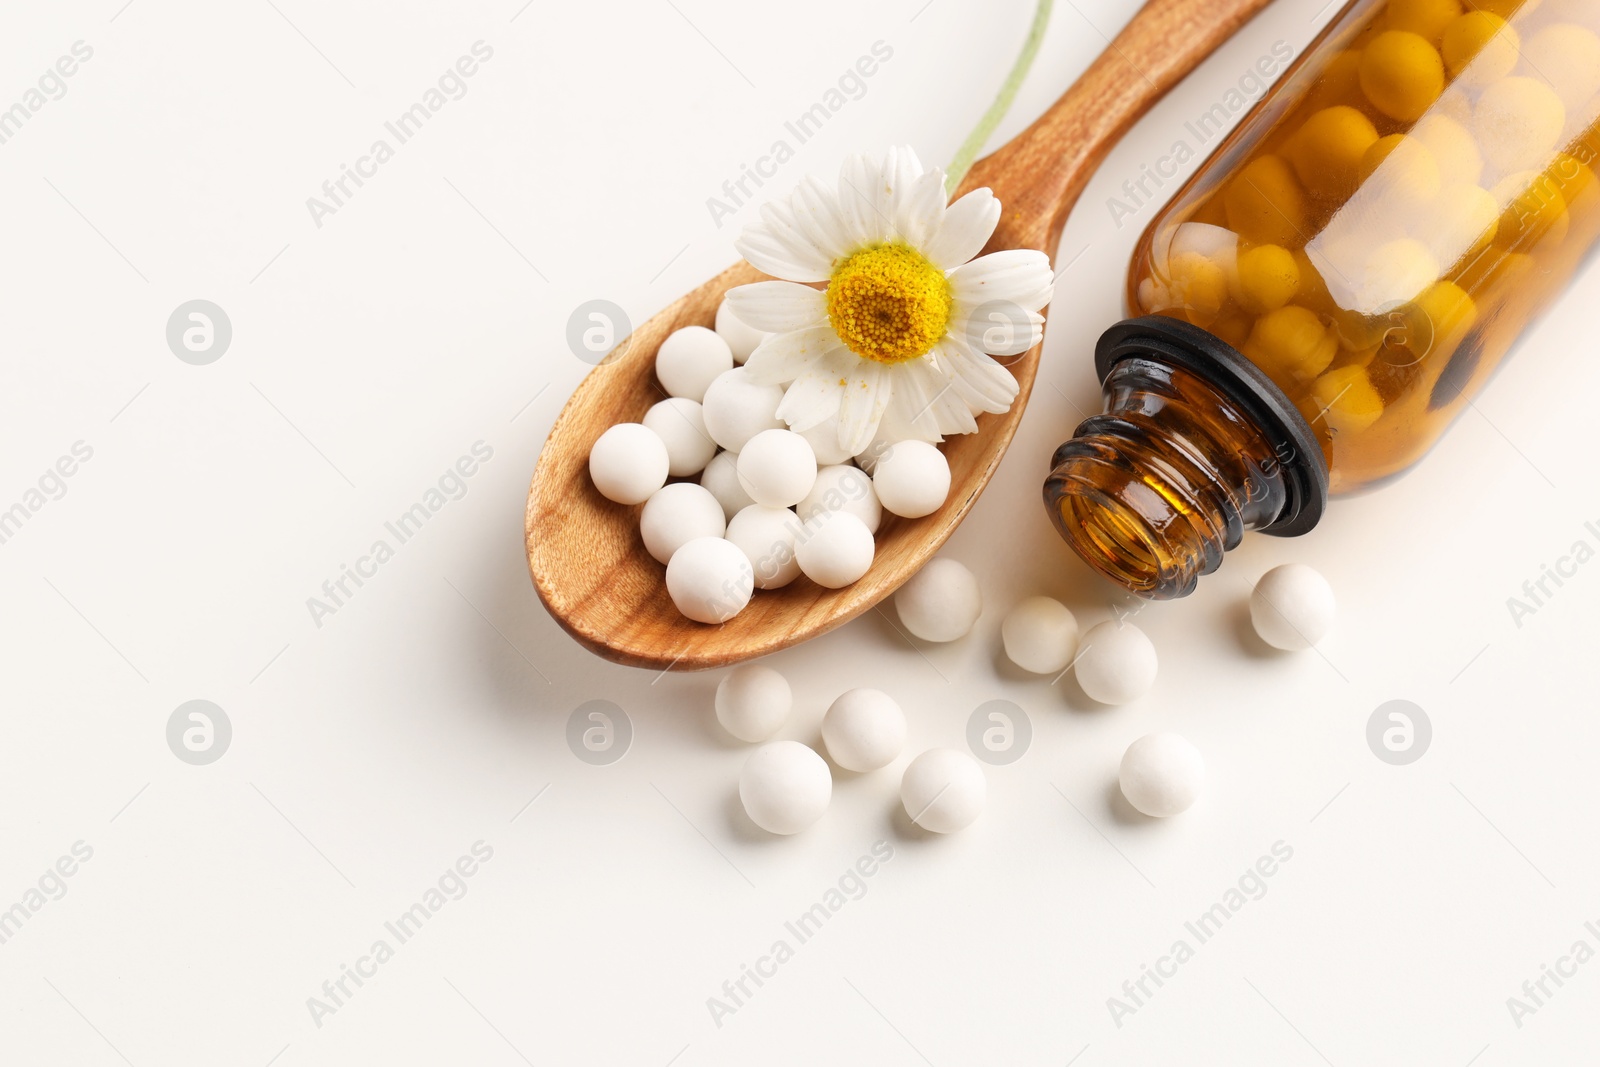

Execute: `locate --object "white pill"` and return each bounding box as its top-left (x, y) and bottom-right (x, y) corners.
top-left (1002, 596), bottom-right (1080, 674)
top-left (1119, 732), bottom-right (1204, 817)
top-left (894, 557), bottom-right (981, 642)
top-left (726, 505), bottom-right (802, 589)
top-left (900, 748), bottom-right (985, 833)
top-left (821, 688), bottom-right (906, 772)
top-left (700, 450), bottom-right (755, 520)
top-left (701, 368), bottom-right (785, 452)
top-left (797, 464), bottom-right (882, 534)
top-left (656, 325), bottom-right (733, 401)
top-left (642, 397), bottom-right (717, 477)
top-left (794, 510), bottom-right (875, 588)
top-left (665, 536), bottom-right (754, 623)
top-left (588, 422), bottom-right (669, 505)
top-left (737, 429), bottom-right (817, 508)
top-left (872, 440), bottom-right (950, 518)
top-left (715, 299), bottom-right (768, 365)
top-left (799, 421), bottom-right (856, 466)
top-left (640, 483), bottom-right (726, 565)
top-left (1250, 563), bottom-right (1336, 651)
top-left (715, 664), bottom-right (791, 742)
top-left (1074, 621), bottom-right (1157, 705)
top-left (740, 741), bottom-right (831, 834)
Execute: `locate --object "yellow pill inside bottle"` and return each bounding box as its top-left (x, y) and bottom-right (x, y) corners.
top-left (1359, 30), bottom-right (1446, 122)
top-left (1289, 106), bottom-right (1380, 200)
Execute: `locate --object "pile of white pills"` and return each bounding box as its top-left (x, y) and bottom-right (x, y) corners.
top-left (587, 296), bottom-right (959, 624)
top-left (717, 664), bottom-right (988, 835)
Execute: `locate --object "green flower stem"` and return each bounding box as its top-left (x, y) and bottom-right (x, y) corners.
top-left (945, 0), bottom-right (1054, 195)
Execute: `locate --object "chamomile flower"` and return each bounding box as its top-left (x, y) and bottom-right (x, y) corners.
top-left (725, 146), bottom-right (1053, 454)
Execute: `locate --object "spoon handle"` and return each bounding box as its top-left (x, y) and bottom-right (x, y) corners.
top-left (965, 0), bottom-right (1278, 252)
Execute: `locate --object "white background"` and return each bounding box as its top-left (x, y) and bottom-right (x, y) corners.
top-left (3, 0), bottom-right (1597, 1064)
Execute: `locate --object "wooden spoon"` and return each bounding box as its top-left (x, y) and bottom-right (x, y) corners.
top-left (527, 0), bottom-right (1273, 671)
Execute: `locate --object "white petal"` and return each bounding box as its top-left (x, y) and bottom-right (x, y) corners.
top-left (936, 339), bottom-right (1020, 414)
top-left (836, 361), bottom-right (893, 454)
top-left (743, 326), bottom-right (837, 385)
top-left (899, 168), bottom-right (949, 250)
top-left (725, 281), bottom-right (827, 334)
top-left (923, 187), bottom-right (1000, 268)
top-left (881, 145), bottom-right (927, 244)
top-left (789, 175), bottom-right (855, 265)
top-left (836, 151), bottom-right (897, 249)
top-left (897, 355), bottom-right (976, 438)
top-left (948, 248), bottom-right (1054, 312)
top-left (948, 304), bottom-right (1045, 357)
top-left (776, 369), bottom-right (847, 432)
top-left (736, 223), bottom-right (832, 282)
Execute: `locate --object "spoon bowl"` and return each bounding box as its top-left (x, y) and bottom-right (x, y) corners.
top-left (527, 0), bottom-right (1272, 670)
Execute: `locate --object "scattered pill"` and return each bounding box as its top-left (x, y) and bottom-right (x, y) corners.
top-left (798, 464), bottom-right (882, 534)
top-left (1119, 732), bottom-right (1205, 818)
top-left (1074, 621), bottom-right (1158, 704)
top-left (740, 740), bottom-right (831, 834)
top-left (737, 429), bottom-right (818, 508)
top-left (642, 397), bottom-right (718, 477)
top-left (701, 368), bottom-right (785, 452)
top-left (821, 688), bottom-right (906, 772)
top-left (640, 483), bottom-right (727, 566)
top-left (1250, 563), bottom-right (1336, 650)
top-left (665, 536), bottom-right (754, 623)
top-left (656, 325), bottom-right (733, 402)
top-left (700, 450), bottom-right (755, 520)
top-left (794, 510), bottom-right (875, 588)
top-left (726, 504), bottom-right (803, 589)
top-left (872, 440), bottom-right (951, 518)
top-left (1001, 596), bottom-right (1080, 673)
top-left (894, 557), bottom-right (981, 642)
top-left (715, 664), bottom-right (792, 742)
top-left (588, 422), bottom-right (670, 505)
top-left (715, 299), bottom-right (769, 365)
top-left (901, 748), bottom-right (986, 833)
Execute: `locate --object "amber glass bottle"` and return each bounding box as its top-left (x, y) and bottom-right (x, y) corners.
top-left (1046, 0), bottom-right (1600, 597)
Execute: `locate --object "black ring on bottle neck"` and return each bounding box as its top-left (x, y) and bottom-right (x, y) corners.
top-left (1093, 315), bottom-right (1329, 537)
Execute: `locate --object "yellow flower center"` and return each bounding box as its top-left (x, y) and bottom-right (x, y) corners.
top-left (825, 242), bottom-right (952, 365)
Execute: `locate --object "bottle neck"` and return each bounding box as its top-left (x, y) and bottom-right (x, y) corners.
top-left (1044, 357), bottom-right (1290, 599)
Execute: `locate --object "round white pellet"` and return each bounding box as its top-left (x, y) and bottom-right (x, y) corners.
top-left (640, 483), bottom-right (727, 565)
top-left (737, 429), bottom-right (817, 508)
top-left (1074, 621), bottom-right (1158, 705)
top-left (665, 536), bottom-right (754, 623)
top-left (1002, 596), bottom-right (1080, 674)
top-left (794, 510), bottom-right (875, 588)
top-left (821, 688), bottom-right (906, 772)
top-left (799, 421), bottom-right (856, 466)
top-left (700, 450), bottom-right (755, 520)
top-left (725, 505), bottom-right (802, 589)
top-left (872, 440), bottom-right (950, 518)
top-left (739, 741), bottom-right (831, 834)
top-left (900, 748), bottom-right (985, 833)
top-left (1250, 563), bottom-right (1336, 651)
top-left (1119, 732), bottom-right (1205, 818)
top-left (588, 422), bottom-right (669, 505)
top-left (797, 464), bottom-right (882, 534)
top-left (642, 397), bottom-right (717, 477)
top-left (715, 300), bottom-right (768, 364)
top-left (656, 325), bottom-right (733, 401)
top-left (701, 368), bottom-right (784, 452)
top-left (715, 665), bottom-right (791, 742)
top-left (894, 557), bottom-right (982, 642)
